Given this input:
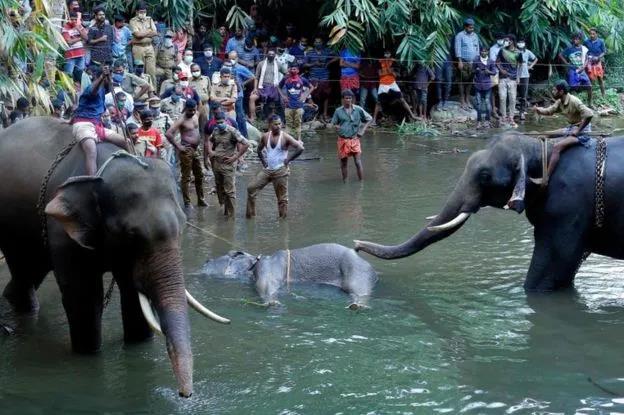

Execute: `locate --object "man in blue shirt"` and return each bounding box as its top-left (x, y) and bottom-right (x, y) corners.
top-left (305, 37), bottom-right (338, 121)
top-left (279, 63), bottom-right (311, 142)
top-left (584, 28), bottom-right (606, 98)
top-left (195, 43), bottom-right (222, 79)
top-left (72, 65), bottom-right (129, 175)
top-left (238, 38), bottom-right (260, 72)
top-left (112, 15), bottom-right (133, 72)
top-left (225, 28), bottom-right (246, 55)
top-left (227, 51), bottom-right (256, 138)
top-left (454, 18), bottom-right (480, 110)
top-left (559, 32), bottom-right (592, 107)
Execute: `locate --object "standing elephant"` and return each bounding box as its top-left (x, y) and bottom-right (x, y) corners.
top-left (355, 132), bottom-right (624, 291)
top-left (0, 117), bottom-right (228, 397)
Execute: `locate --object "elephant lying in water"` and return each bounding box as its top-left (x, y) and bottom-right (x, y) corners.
top-left (201, 243), bottom-right (378, 307)
top-left (356, 132), bottom-right (624, 292)
top-left (0, 117), bottom-right (229, 397)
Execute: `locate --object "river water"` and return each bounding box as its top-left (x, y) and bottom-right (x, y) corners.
top-left (2, 116), bottom-right (624, 414)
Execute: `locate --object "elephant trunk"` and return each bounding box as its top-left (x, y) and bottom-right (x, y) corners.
top-left (137, 245), bottom-right (193, 398)
top-left (355, 178), bottom-right (479, 259)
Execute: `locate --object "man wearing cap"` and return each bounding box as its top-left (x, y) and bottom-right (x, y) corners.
top-left (279, 62), bottom-right (311, 142)
top-left (133, 59), bottom-right (154, 99)
top-left (205, 111), bottom-right (249, 217)
top-left (454, 18), bottom-right (481, 110)
top-left (190, 62), bottom-right (211, 128)
top-left (148, 96), bottom-right (174, 160)
top-left (127, 100), bottom-right (147, 127)
top-left (531, 80), bottom-right (593, 187)
top-left (166, 99), bottom-right (206, 207)
top-left (161, 85), bottom-right (186, 121)
top-left (156, 30), bottom-right (180, 87)
top-left (330, 90), bottom-right (373, 182)
top-left (129, 2), bottom-right (158, 82)
top-left (195, 43), bottom-right (223, 79)
top-left (210, 67), bottom-right (238, 118)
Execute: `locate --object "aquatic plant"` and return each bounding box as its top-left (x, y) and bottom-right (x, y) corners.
top-left (396, 119), bottom-right (441, 137)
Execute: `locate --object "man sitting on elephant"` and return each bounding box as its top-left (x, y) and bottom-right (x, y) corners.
top-left (532, 80), bottom-right (593, 187)
top-left (72, 65), bottom-right (130, 175)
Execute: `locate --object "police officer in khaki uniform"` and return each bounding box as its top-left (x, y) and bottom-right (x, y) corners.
top-left (189, 62), bottom-right (211, 132)
top-left (129, 2), bottom-right (157, 83)
top-left (156, 30), bottom-right (179, 87)
top-left (161, 85), bottom-right (186, 120)
top-left (148, 96), bottom-right (175, 164)
top-left (133, 59), bottom-right (155, 99)
top-left (205, 112), bottom-right (249, 217)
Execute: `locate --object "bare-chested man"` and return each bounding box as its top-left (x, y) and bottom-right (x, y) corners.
top-left (165, 98), bottom-right (206, 207)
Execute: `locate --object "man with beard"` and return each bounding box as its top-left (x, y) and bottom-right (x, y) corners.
top-left (251, 48), bottom-right (283, 122)
top-left (87, 7), bottom-right (114, 65)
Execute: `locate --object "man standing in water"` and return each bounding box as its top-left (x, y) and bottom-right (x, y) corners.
top-left (165, 99), bottom-right (207, 208)
top-left (331, 90), bottom-right (373, 182)
top-left (530, 80), bottom-right (593, 187)
top-left (246, 115), bottom-right (304, 219)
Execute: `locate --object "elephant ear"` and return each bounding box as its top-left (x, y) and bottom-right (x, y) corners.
top-left (44, 176), bottom-right (104, 250)
top-left (504, 154), bottom-right (527, 213)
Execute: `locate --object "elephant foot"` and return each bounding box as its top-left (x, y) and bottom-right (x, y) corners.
top-left (3, 282), bottom-right (39, 314)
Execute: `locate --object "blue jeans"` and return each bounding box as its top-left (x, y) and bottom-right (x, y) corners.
top-left (359, 86), bottom-right (378, 110)
top-left (435, 62), bottom-right (453, 103)
top-left (235, 97), bottom-right (248, 138)
top-left (64, 56), bottom-right (85, 78)
top-left (474, 89), bottom-right (492, 121)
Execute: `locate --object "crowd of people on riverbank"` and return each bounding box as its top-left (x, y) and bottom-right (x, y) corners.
top-left (0, 2), bottom-right (607, 217)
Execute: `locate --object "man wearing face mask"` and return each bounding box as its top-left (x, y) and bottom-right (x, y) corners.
top-left (305, 37), bottom-right (338, 122)
top-left (195, 44), bottom-right (222, 79)
top-left (289, 37), bottom-right (308, 66)
top-left (227, 51), bottom-right (255, 138)
top-left (516, 38), bottom-right (537, 121)
top-left (251, 48), bottom-right (282, 122)
top-left (225, 28), bottom-right (246, 55)
top-left (190, 63), bottom-right (211, 130)
top-left (133, 59), bottom-right (155, 95)
top-left (488, 33), bottom-right (507, 118)
top-left (110, 60), bottom-right (151, 102)
top-left (161, 85), bottom-right (187, 120)
top-left (129, 2), bottom-right (158, 83)
top-left (279, 63), bottom-right (311, 142)
top-left (179, 49), bottom-right (195, 79)
top-left (148, 97), bottom-right (174, 162)
top-left (496, 34), bottom-right (522, 127)
top-left (454, 18), bottom-right (481, 110)
top-left (239, 39), bottom-right (260, 71)
top-left (159, 66), bottom-right (183, 96)
top-left (104, 71), bottom-right (134, 113)
top-left (136, 109), bottom-right (164, 158)
top-left (205, 111), bottom-right (249, 217)
top-left (276, 45), bottom-right (296, 76)
top-left (87, 7), bottom-right (114, 65)
top-left (156, 30), bottom-right (180, 87)
top-left (210, 67), bottom-right (237, 117)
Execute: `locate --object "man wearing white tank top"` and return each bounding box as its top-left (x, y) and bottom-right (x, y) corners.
top-left (246, 115), bottom-right (304, 218)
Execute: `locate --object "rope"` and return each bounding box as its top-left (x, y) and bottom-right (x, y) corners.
top-left (185, 221), bottom-right (244, 250)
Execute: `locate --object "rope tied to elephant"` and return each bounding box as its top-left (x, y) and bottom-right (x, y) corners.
top-left (37, 147), bottom-right (148, 310)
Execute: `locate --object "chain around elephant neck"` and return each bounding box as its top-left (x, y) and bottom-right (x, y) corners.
top-left (594, 137), bottom-right (607, 229)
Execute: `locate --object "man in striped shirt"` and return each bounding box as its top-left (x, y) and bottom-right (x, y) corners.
top-left (62, 11), bottom-right (88, 80)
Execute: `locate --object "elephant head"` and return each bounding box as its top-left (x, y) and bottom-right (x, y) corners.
top-left (44, 154), bottom-right (229, 397)
top-left (355, 132), bottom-right (545, 259)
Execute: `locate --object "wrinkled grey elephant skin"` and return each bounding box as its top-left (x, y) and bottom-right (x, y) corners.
top-left (202, 243), bottom-right (378, 307)
top-left (0, 117), bottom-right (195, 397)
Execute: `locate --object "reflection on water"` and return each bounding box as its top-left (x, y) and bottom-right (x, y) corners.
top-left (2, 119), bottom-right (624, 414)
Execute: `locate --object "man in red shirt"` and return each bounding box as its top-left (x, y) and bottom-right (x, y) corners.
top-left (61, 11), bottom-right (88, 80)
top-left (137, 110), bottom-right (164, 158)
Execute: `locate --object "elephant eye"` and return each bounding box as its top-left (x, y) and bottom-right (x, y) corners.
top-left (479, 168), bottom-right (492, 185)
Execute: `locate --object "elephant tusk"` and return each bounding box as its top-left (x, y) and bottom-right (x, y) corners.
top-left (425, 215), bottom-right (437, 220)
top-left (138, 292), bottom-right (163, 335)
top-left (427, 212), bottom-right (471, 232)
top-left (185, 290), bottom-right (231, 324)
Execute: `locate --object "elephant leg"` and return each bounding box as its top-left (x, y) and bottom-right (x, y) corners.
top-left (1, 245), bottom-right (50, 313)
top-left (54, 261), bottom-right (104, 354)
top-left (113, 269), bottom-right (153, 343)
top-left (524, 222), bottom-right (587, 292)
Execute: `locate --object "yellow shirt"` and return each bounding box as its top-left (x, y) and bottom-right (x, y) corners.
top-left (129, 16), bottom-right (156, 46)
top-left (540, 93), bottom-right (593, 126)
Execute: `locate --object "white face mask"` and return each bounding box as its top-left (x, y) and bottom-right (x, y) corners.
top-left (503, 40), bottom-right (510, 47)
top-left (191, 71), bottom-right (201, 78)
top-left (172, 73), bottom-right (179, 81)
top-left (138, 11), bottom-right (146, 19)
top-left (180, 80), bottom-right (189, 87)
top-left (164, 39), bottom-right (173, 47)
top-left (497, 39), bottom-right (504, 46)
top-left (231, 59), bottom-right (237, 65)
top-left (517, 42), bottom-right (525, 49)
top-left (204, 50), bottom-right (213, 58)
top-left (184, 55), bottom-right (193, 64)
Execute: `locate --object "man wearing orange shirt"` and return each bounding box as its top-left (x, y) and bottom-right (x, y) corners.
top-left (375, 49), bottom-right (415, 121)
top-left (137, 110), bottom-right (164, 158)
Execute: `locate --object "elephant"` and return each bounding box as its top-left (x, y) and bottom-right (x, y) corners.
top-left (0, 117), bottom-right (229, 397)
top-left (355, 132), bottom-right (624, 292)
top-left (202, 243), bottom-right (378, 307)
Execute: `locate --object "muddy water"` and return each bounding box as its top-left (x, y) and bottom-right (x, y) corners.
top-left (2, 116), bottom-right (624, 414)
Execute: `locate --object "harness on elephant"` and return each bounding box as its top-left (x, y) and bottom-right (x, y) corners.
top-left (37, 148), bottom-right (148, 309)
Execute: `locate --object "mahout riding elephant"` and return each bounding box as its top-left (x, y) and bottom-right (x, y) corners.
top-left (202, 243), bottom-right (378, 307)
top-left (355, 132), bottom-right (624, 291)
top-left (0, 117), bottom-right (229, 397)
